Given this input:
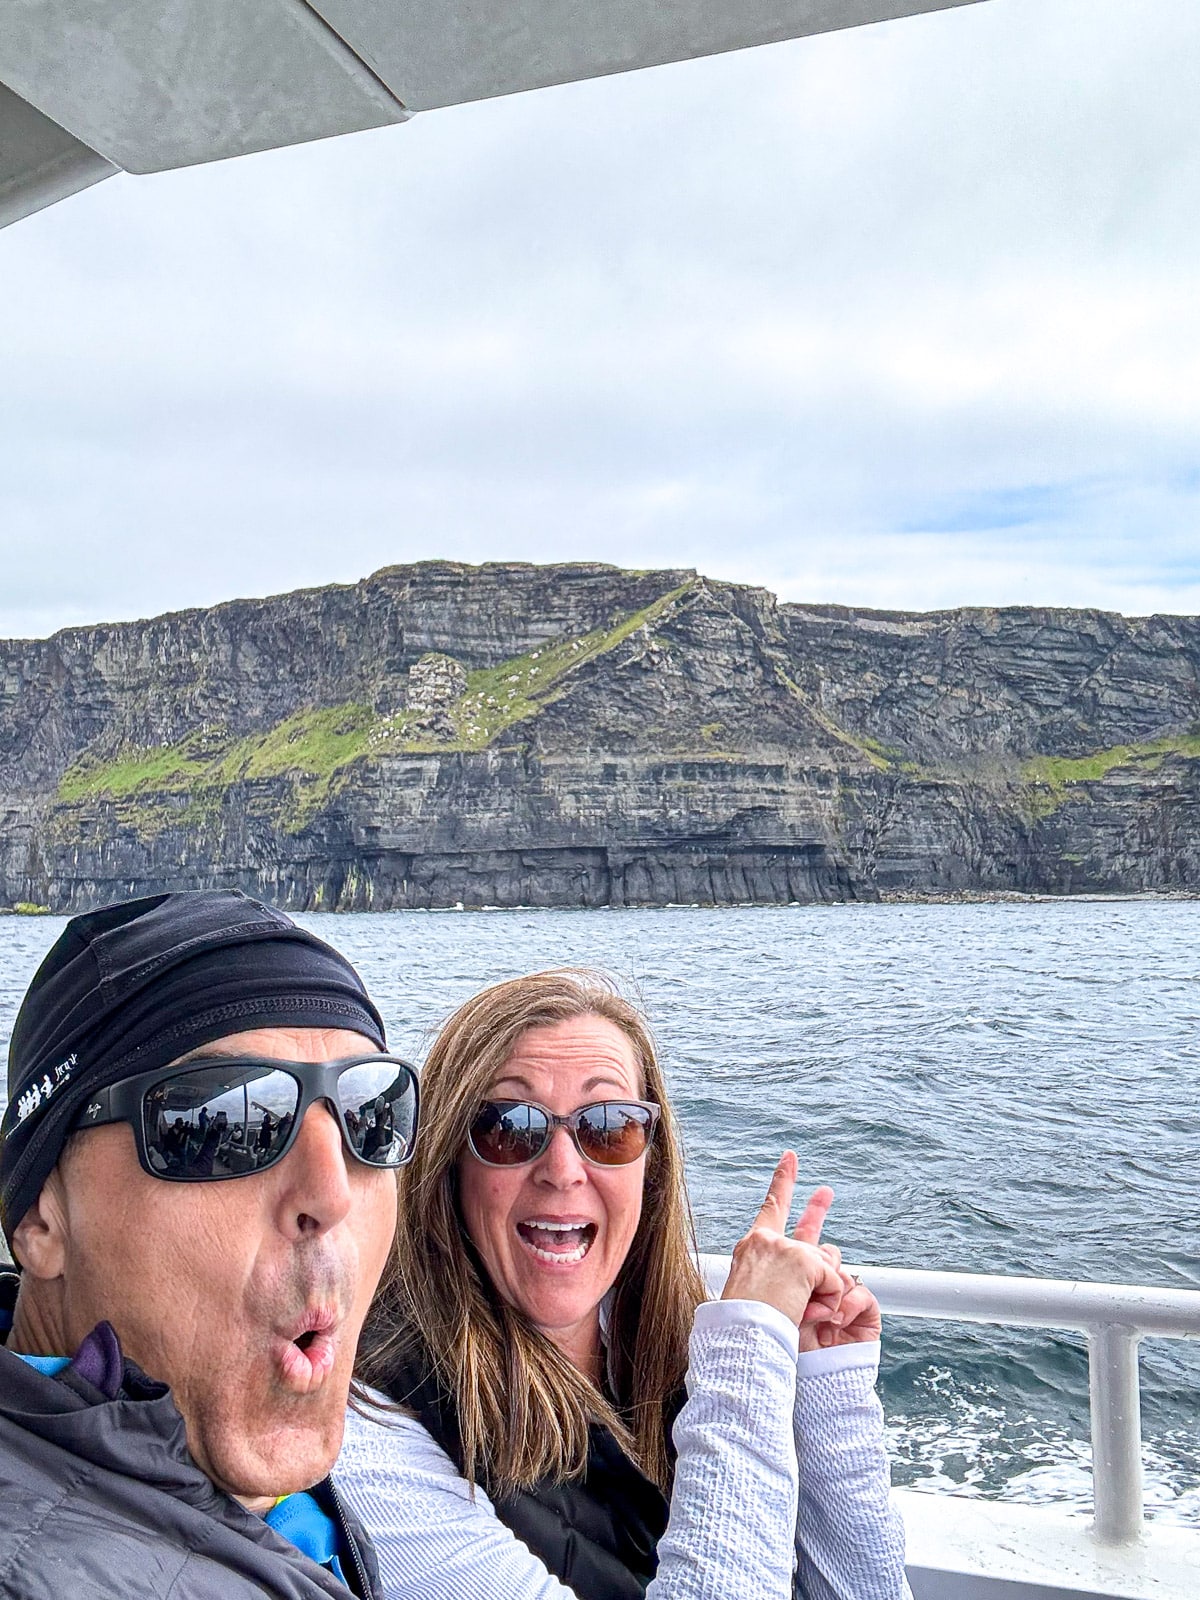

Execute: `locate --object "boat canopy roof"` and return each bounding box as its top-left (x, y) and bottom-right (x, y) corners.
top-left (0, 0), bottom-right (985, 229)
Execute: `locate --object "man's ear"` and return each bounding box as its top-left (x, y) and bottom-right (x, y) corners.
top-left (10, 1168), bottom-right (70, 1280)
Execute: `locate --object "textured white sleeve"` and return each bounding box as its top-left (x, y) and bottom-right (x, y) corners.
top-left (653, 1303), bottom-right (800, 1599)
top-left (688, 1297), bottom-right (799, 1358)
top-left (336, 1307), bottom-right (801, 1600)
top-left (792, 1344), bottom-right (913, 1600)
top-left (337, 1403), bottom-right (579, 1600)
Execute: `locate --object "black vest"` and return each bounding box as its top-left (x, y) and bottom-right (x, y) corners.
top-left (387, 1353), bottom-right (670, 1600)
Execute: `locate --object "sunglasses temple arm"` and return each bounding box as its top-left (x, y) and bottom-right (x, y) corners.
top-left (74, 1082), bottom-right (120, 1130)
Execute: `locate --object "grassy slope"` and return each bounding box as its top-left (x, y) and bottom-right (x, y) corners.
top-left (1022, 734), bottom-right (1200, 818)
top-left (54, 585), bottom-right (692, 834)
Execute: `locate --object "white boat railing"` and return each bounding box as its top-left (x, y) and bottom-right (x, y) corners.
top-left (698, 1256), bottom-right (1200, 1546)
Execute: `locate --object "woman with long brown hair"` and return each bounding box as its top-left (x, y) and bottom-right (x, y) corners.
top-left (338, 969), bottom-right (908, 1599)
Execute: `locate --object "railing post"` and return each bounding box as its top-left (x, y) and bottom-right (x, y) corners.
top-left (1088, 1323), bottom-right (1144, 1543)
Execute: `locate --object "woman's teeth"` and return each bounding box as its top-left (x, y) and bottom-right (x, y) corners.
top-left (517, 1220), bottom-right (596, 1263)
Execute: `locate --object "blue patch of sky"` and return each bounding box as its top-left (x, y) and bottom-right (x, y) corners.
top-left (1143, 557), bottom-right (1200, 582)
top-left (897, 483), bottom-right (1077, 536)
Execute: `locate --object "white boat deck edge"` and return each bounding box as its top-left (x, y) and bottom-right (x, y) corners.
top-left (898, 1488), bottom-right (1200, 1600)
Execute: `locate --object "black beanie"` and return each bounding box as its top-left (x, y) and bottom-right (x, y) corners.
top-left (0, 890), bottom-right (386, 1244)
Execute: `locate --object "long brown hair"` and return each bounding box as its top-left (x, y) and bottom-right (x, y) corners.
top-left (358, 968), bottom-right (706, 1495)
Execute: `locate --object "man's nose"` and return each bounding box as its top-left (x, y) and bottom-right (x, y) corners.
top-left (534, 1124), bottom-right (587, 1187)
top-left (274, 1102), bottom-right (353, 1236)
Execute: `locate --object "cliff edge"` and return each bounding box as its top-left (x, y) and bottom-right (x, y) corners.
top-left (3, 561), bottom-right (1199, 911)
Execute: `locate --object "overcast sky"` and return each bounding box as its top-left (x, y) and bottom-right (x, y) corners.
top-left (3, 0), bottom-right (1200, 641)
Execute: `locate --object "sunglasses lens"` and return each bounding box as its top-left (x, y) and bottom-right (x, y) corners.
top-left (574, 1103), bottom-right (655, 1165)
top-left (336, 1059), bottom-right (418, 1167)
top-left (470, 1102), bottom-right (551, 1166)
top-left (468, 1101), bottom-right (655, 1167)
top-left (142, 1065), bottom-right (302, 1179)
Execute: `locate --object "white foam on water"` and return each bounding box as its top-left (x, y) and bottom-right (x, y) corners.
top-left (886, 1365), bottom-right (1200, 1527)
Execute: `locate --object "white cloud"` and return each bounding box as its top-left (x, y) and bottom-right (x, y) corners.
top-left (3, 0), bottom-right (1200, 638)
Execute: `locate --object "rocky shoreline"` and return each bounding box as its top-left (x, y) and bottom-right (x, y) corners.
top-left (8, 888), bottom-right (1200, 915)
top-left (3, 560), bottom-right (1200, 913)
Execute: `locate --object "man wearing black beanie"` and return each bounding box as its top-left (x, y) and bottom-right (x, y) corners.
top-left (0, 890), bottom-right (419, 1600)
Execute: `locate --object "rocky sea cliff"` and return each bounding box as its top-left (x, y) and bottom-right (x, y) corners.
top-left (3, 561), bottom-right (1200, 912)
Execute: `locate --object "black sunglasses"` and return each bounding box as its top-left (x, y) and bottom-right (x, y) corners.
top-left (467, 1099), bottom-right (660, 1168)
top-left (74, 1053), bottom-right (420, 1182)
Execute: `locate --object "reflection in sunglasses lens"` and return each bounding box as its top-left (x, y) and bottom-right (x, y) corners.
top-left (140, 1057), bottom-right (418, 1178)
top-left (337, 1060), bottom-right (418, 1166)
top-left (471, 1102), bottom-right (550, 1166)
top-left (141, 1066), bottom-right (301, 1180)
top-left (576, 1103), bottom-right (653, 1165)
top-left (469, 1102), bottom-right (654, 1167)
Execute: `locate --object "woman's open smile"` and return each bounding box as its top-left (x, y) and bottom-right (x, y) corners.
top-left (515, 1216), bottom-right (598, 1265)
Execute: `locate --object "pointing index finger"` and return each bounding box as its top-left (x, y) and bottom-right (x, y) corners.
top-left (752, 1151), bottom-right (798, 1234)
top-left (792, 1184), bottom-right (835, 1245)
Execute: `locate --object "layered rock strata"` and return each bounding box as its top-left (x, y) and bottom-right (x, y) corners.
top-left (3, 561), bottom-right (1199, 911)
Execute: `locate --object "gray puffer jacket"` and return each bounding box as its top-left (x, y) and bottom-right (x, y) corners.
top-left (0, 1272), bottom-right (380, 1600)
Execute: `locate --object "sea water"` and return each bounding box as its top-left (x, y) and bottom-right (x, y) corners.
top-left (2, 900), bottom-right (1197, 1522)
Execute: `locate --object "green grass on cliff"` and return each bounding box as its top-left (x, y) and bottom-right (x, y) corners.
top-left (451, 586), bottom-right (688, 746)
top-left (54, 585), bottom-right (693, 835)
top-left (223, 705), bottom-right (376, 783)
top-left (1023, 733), bottom-right (1200, 817)
top-left (57, 708), bottom-right (380, 831)
top-left (853, 734), bottom-right (925, 775)
top-left (58, 737), bottom-right (210, 802)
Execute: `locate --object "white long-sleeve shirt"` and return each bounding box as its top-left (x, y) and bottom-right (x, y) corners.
top-left (336, 1301), bottom-right (910, 1600)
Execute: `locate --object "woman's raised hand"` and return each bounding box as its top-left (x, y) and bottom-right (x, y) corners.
top-left (791, 1180), bottom-right (883, 1350)
top-left (720, 1152), bottom-right (847, 1329)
